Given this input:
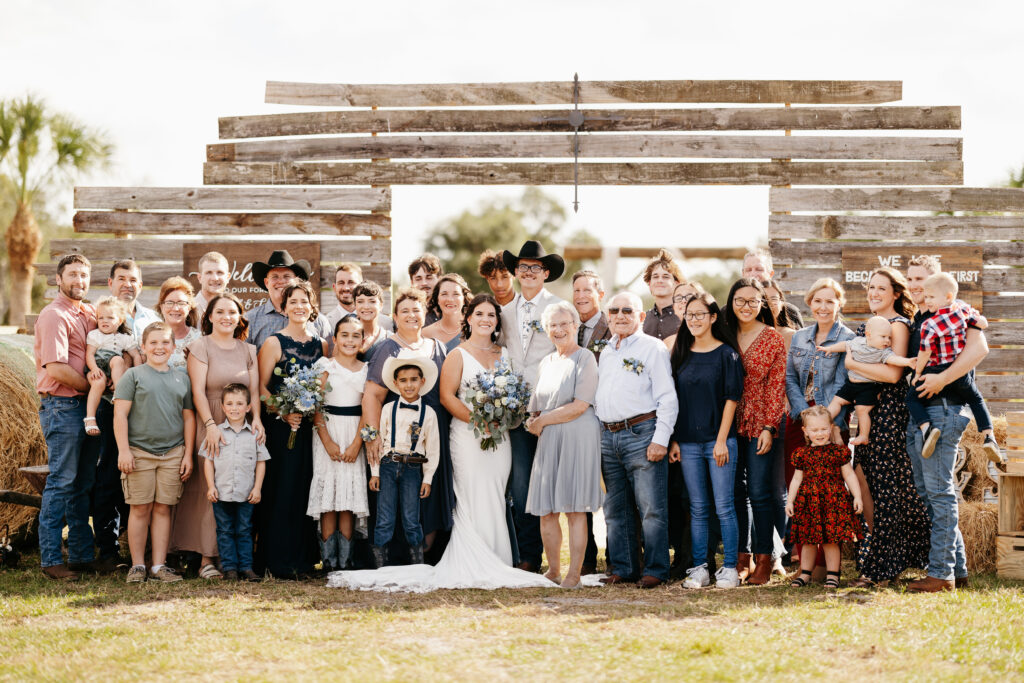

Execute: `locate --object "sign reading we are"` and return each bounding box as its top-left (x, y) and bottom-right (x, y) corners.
top-left (182, 242), bottom-right (321, 312)
top-left (841, 246), bottom-right (983, 314)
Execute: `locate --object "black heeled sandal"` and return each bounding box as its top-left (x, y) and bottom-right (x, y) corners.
top-left (790, 570), bottom-right (812, 587)
top-left (824, 570), bottom-right (841, 589)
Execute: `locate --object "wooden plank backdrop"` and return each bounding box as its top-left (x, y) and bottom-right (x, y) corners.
top-left (768, 185), bottom-right (1024, 407)
top-left (264, 80), bottom-right (903, 106)
top-left (219, 106), bottom-right (961, 139)
top-left (74, 186), bottom-right (391, 211)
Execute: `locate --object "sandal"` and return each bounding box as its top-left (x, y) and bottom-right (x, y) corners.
top-left (790, 570), bottom-right (812, 587)
top-left (824, 571), bottom-right (841, 589)
top-left (83, 417), bottom-right (100, 436)
top-left (199, 563), bottom-right (223, 580)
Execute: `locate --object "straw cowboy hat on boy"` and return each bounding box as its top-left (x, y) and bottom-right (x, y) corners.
top-left (251, 250), bottom-right (312, 291)
top-left (501, 240), bottom-right (565, 282)
top-left (380, 350), bottom-right (439, 396)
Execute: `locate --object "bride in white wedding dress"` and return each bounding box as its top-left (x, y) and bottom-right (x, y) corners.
top-left (329, 295), bottom-right (598, 592)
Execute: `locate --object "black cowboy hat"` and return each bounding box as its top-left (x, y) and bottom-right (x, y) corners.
top-left (501, 240), bottom-right (565, 282)
top-left (251, 250), bottom-right (312, 291)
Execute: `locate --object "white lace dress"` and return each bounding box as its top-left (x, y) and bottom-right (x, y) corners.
top-left (307, 358), bottom-right (369, 529)
top-left (328, 347), bottom-right (599, 592)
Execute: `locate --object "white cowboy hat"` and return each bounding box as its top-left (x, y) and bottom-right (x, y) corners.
top-left (380, 350), bottom-right (438, 396)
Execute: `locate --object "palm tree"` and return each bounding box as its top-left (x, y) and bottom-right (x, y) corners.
top-left (0, 95), bottom-right (112, 327)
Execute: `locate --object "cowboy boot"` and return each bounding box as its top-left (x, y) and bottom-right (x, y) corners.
top-left (371, 545), bottom-right (388, 569)
top-left (747, 554), bottom-right (773, 585)
top-left (409, 544), bottom-right (425, 565)
top-left (737, 552), bottom-right (753, 582)
top-left (319, 534), bottom-right (338, 572)
top-left (335, 532), bottom-right (351, 571)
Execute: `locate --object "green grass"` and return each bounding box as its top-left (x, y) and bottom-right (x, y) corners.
top-left (2, 554), bottom-right (1023, 681)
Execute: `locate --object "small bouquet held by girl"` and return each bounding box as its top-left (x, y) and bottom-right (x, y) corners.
top-left (464, 358), bottom-right (531, 451)
top-left (263, 357), bottom-right (329, 448)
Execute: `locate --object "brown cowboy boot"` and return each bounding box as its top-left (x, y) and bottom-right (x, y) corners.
top-left (736, 553), bottom-right (753, 582)
top-left (747, 554), bottom-right (773, 585)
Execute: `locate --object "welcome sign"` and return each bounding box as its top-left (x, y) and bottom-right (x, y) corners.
top-left (182, 242), bottom-right (322, 311)
top-left (840, 246), bottom-right (982, 314)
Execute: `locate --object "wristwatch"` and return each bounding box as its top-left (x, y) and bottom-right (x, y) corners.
top-left (762, 425), bottom-right (778, 437)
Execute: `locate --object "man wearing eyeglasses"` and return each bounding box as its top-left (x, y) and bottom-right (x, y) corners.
top-left (594, 292), bottom-right (678, 589)
top-left (497, 241), bottom-right (567, 572)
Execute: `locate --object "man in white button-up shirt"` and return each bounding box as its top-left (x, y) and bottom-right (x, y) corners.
top-left (595, 292), bottom-right (678, 589)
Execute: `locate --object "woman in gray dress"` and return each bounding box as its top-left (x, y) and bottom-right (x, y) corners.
top-left (525, 301), bottom-right (603, 588)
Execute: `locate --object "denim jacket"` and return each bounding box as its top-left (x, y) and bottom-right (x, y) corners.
top-left (786, 321), bottom-right (856, 427)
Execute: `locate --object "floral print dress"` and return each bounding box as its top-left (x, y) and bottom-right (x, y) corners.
top-left (789, 444), bottom-right (862, 545)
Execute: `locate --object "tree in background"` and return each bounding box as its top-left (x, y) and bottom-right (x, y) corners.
top-left (0, 95), bottom-right (112, 326)
top-left (422, 188), bottom-right (599, 295)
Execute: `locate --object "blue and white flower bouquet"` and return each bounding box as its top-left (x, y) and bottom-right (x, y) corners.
top-left (464, 358), bottom-right (532, 451)
top-left (262, 357), bottom-right (328, 448)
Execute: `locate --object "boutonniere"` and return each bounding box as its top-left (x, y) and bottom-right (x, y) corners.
top-left (589, 339), bottom-right (609, 354)
top-left (527, 320), bottom-right (544, 333)
top-left (359, 424), bottom-right (379, 442)
top-left (409, 421), bottom-right (422, 440)
top-left (623, 358), bottom-right (645, 375)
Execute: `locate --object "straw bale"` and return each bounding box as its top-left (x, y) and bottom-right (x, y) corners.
top-left (959, 501), bottom-right (998, 574)
top-left (959, 415), bottom-right (1006, 502)
top-left (0, 345), bottom-right (46, 540)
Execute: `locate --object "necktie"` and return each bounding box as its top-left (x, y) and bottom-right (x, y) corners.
top-left (577, 322), bottom-right (586, 346)
top-left (521, 300), bottom-right (534, 352)
top-left (399, 403), bottom-right (418, 410)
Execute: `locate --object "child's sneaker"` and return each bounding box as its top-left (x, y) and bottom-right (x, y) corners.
top-left (982, 434), bottom-right (1004, 465)
top-left (715, 567), bottom-right (741, 588)
top-left (150, 566), bottom-right (182, 583)
top-left (921, 426), bottom-right (941, 459)
top-left (126, 565), bottom-right (146, 584)
top-left (682, 565), bottom-right (710, 589)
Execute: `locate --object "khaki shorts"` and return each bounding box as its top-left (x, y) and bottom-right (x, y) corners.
top-left (121, 445), bottom-right (185, 505)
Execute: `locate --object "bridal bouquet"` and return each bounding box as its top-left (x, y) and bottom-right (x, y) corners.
top-left (464, 358), bottom-right (531, 451)
top-left (262, 357), bottom-right (328, 448)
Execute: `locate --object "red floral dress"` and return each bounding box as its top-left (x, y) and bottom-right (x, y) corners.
top-left (788, 444), bottom-right (863, 545)
top-left (735, 326), bottom-right (786, 438)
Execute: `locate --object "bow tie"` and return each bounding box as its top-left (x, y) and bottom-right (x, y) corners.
top-left (399, 402), bottom-right (419, 410)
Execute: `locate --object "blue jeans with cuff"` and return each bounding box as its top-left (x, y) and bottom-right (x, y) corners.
top-left (213, 501), bottom-right (255, 571)
top-left (374, 458), bottom-right (424, 549)
top-left (38, 396), bottom-right (98, 568)
top-left (601, 418), bottom-right (669, 581)
top-left (680, 438), bottom-right (739, 570)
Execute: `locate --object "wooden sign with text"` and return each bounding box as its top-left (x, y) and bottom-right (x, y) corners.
top-left (841, 246), bottom-right (982, 314)
top-left (182, 242), bottom-right (321, 312)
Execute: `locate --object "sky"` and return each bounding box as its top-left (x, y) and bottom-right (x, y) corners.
top-left (4, 0), bottom-right (1024, 286)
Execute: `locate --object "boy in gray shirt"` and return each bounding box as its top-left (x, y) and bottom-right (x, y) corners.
top-left (818, 316), bottom-right (915, 446)
top-left (202, 383), bottom-right (270, 581)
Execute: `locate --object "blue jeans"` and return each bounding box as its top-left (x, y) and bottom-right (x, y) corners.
top-left (680, 439), bottom-right (738, 569)
top-left (38, 396), bottom-right (98, 567)
top-left (601, 418), bottom-right (670, 581)
top-left (772, 420), bottom-right (789, 552)
top-left (90, 400), bottom-right (128, 560)
top-left (212, 501), bottom-right (255, 571)
top-left (907, 400), bottom-right (969, 580)
top-left (374, 458), bottom-right (424, 548)
top-left (509, 426), bottom-right (542, 566)
top-left (734, 435), bottom-right (775, 556)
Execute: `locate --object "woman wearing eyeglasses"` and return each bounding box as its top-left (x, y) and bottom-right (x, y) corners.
top-left (156, 276), bottom-right (201, 372)
top-left (722, 278), bottom-right (786, 585)
top-left (662, 281), bottom-right (705, 351)
top-left (667, 292), bottom-right (744, 589)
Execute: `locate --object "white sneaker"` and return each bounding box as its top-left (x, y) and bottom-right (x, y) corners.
top-left (683, 565), bottom-right (710, 589)
top-left (715, 566), bottom-right (740, 588)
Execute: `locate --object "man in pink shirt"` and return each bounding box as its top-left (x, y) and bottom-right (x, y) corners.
top-left (35, 254), bottom-right (100, 580)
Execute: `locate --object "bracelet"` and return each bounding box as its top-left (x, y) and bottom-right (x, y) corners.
top-left (205, 419), bottom-right (216, 426)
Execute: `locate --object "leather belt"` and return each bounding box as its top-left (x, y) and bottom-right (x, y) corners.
top-left (381, 452), bottom-right (428, 464)
top-left (602, 411), bottom-right (657, 433)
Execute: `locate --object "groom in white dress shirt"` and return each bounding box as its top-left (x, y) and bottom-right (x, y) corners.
top-left (497, 240), bottom-right (566, 572)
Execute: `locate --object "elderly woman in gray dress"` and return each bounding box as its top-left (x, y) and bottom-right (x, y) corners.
top-left (524, 301), bottom-right (603, 588)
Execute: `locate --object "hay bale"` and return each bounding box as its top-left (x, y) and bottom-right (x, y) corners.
top-left (959, 501), bottom-right (998, 574)
top-left (0, 348), bottom-right (47, 541)
top-left (959, 415), bottom-right (1007, 502)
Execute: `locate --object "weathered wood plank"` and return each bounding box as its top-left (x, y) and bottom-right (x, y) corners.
top-left (73, 212), bottom-right (392, 237)
top-left (265, 80), bottom-right (903, 107)
top-left (563, 246), bottom-right (748, 260)
top-left (977, 376), bottom-right (1024, 400)
top-left (979, 322), bottom-right (1024, 346)
top-left (42, 263), bottom-right (390, 290)
top-left (773, 266), bottom-right (1021, 295)
top-left (770, 215), bottom-right (1024, 240)
top-left (980, 297), bottom-right (1024, 320)
top-left (207, 134), bottom-right (961, 163)
top-left (49, 238), bottom-right (391, 264)
top-left (74, 186), bottom-right (391, 212)
top-left (219, 106), bottom-right (961, 139)
top-left (769, 240), bottom-right (1024, 268)
top-left (203, 161), bottom-right (962, 187)
top-left (770, 187), bottom-right (1024, 212)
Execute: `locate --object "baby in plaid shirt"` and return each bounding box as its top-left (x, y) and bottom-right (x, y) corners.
top-left (908, 272), bottom-right (997, 461)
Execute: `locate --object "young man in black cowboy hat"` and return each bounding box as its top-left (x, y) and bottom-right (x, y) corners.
top-left (246, 249), bottom-right (332, 350)
top-left (498, 240), bottom-right (566, 572)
